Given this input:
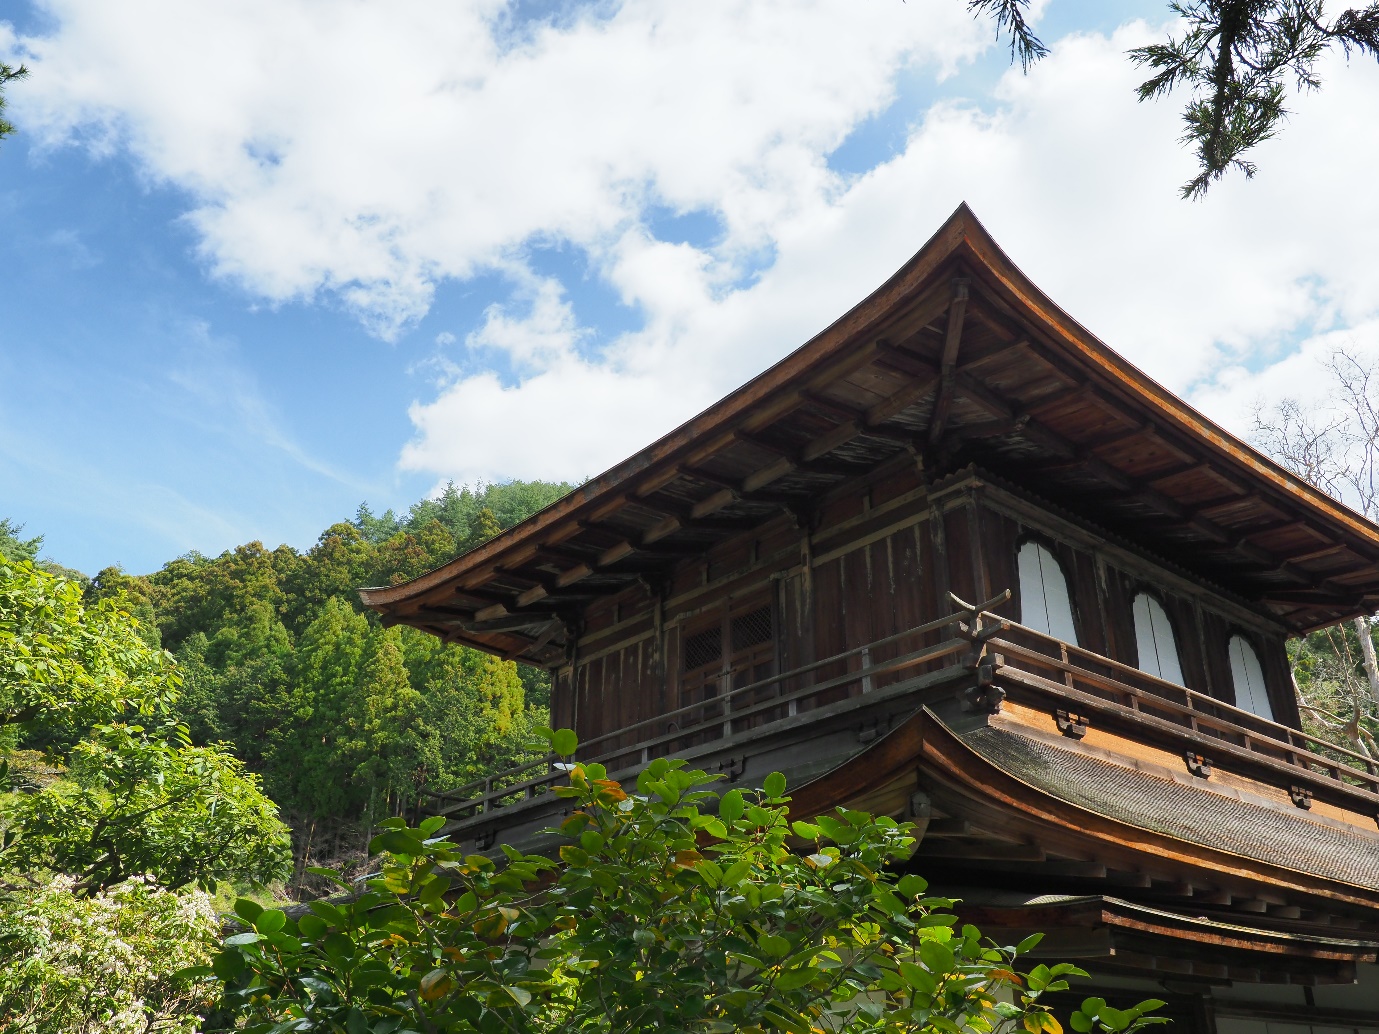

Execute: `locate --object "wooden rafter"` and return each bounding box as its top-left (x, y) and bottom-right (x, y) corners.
top-left (927, 279), bottom-right (971, 443)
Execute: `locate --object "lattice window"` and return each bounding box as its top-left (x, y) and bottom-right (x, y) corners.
top-left (683, 626), bottom-right (723, 671)
top-left (731, 606), bottom-right (773, 652)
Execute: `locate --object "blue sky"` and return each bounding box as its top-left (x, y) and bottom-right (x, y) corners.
top-left (2, 0), bottom-right (1377, 576)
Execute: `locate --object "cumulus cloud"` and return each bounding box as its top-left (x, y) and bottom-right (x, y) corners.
top-left (9, 2), bottom-right (1379, 491)
top-left (7, 0), bottom-right (988, 336)
top-left (409, 21), bottom-right (1379, 485)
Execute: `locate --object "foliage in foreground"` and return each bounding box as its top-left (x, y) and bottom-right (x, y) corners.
top-left (0, 875), bottom-right (219, 1034)
top-left (211, 735), bottom-right (1166, 1033)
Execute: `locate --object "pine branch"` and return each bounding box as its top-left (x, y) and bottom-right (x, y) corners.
top-left (0, 62), bottom-right (29, 143)
top-left (967, 0), bottom-right (1049, 71)
top-left (1129, 1), bottom-right (1379, 198)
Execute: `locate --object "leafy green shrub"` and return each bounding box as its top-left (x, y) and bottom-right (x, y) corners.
top-left (0, 558), bottom-right (178, 733)
top-left (210, 733), bottom-right (1165, 1033)
top-left (0, 875), bottom-right (218, 1033)
top-left (0, 557), bottom-right (293, 895)
top-left (3, 721), bottom-right (291, 894)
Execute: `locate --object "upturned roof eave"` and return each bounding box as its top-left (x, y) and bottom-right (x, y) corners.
top-left (360, 203), bottom-right (1379, 620)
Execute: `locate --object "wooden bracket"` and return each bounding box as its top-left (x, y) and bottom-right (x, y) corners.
top-left (473, 829), bottom-right (496, 850)
top-left (1290, 785), bottom-right (1314, 810)
top-left (857, 716), bottom-right (892, 744)
top-left (959, 683), bottom-right (1006, 715)
top-left (1055, 709), bottom-right (1088, 739)
top-left (716, 755), bottom-right (746, 782)
top-left (908, 790), bottom-right (933, 842)
top-left (1184, 752), bottom-right (1212, 779)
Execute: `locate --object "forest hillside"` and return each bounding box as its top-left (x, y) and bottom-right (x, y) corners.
top-left (8, 480), bottom-right (572, 896)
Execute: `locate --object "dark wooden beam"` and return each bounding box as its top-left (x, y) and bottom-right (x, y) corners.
top-left (1023, 379), bottom-right (1097, 416)
top-left (803, 391), bottom-right (866, 425)
top-left (866, 368), bottom-right (941, 427)
top-left (928, 279), bottom-right (970, 443)
top-left (1283, 542), bottom-right (1352, 566)
top-left (920, 839), bottom-right (1046, 863)
top-left (957, 338), bottom-right (1033, 379)
top-left (1261, 590), bottom-right (1366, 608)
top-left (954, 373), bottom-right (1360, 592)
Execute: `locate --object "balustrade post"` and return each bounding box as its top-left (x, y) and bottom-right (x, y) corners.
top-left (861, 646), bottom-right (874, 694)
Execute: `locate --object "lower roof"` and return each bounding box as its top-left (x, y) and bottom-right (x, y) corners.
top-left (961, 723), bottom-right (1379, 894)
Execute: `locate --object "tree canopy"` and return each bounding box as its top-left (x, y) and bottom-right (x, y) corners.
top-left (0, 557), bottom-right (292, 894)
top-left (8, 479), bottom-right (574, 894)
top-left (971, 0), bottom-right (1379, 197)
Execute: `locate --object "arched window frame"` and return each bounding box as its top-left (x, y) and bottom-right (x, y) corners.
top-left (1129, 588), bottom-right (1186, 687)
top-left (1225, 628), bottom-right (1276, 723)
top-left (1014, 534), bottom-right (1080, 646)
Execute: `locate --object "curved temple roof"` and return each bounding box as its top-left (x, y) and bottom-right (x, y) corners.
top-left (361, 205), bottom-right (1379, 658)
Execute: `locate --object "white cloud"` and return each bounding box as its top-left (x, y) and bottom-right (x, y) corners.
top-left (1191, 321), bottom-right (1379, 438)
top-left (407, 21), bottom-right (1379, 486)
top-left (8, 0), bottom-right (988, 336)
top-left (9, 3), bottom-right (1379, 492)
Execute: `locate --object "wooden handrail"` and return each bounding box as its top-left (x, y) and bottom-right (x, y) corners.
top-left (421, 593), bottom-right (1379, 825)
top-left (425, 606), bottom-right (980, 809)
top-left (427, 638), bottom-right (974, 817)
top-left (986, 613), bottom-right (1379, 776)
top-left (997, 663), bottom-right (1379, 802)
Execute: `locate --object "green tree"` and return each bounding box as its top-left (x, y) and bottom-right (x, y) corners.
top-left (211, 741), bottom-right (1166, 1033)
top-left (353, 502), bottom-right (403, 545)
top-left (404, 630), bottom-right (543, 796)
top-left (0, 62), bottom-right (27, 145)
top-left (290, 598), bottom-right (372, 822)
top-left (170, 632), bottom-right (223, 745)
top-left (288, 524), bottom-right (374, 629)
top-left (399, 480), bottom-right (574, 556)
top-left (0, 558), bottom-right (292, 895)
top-left (971, 0), bottom-right (1379, 196)
top-left (349, 628), bottom-right (425, 827)
top-left (0, 518), bottom-right (42, 565)
top-left (46, 482), bottom-right (570, 887)
top-left (372, 520), bottom-right (457, 586)
top-left (86, 564), bottom-right (162, 649)
top-left (3, 722), bottom-right (291, 894)
top-left (0, 559), bottom-right (176, 733)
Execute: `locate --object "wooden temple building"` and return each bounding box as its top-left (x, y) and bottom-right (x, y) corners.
top-left (363, 206), bottom-right (1379, 1032)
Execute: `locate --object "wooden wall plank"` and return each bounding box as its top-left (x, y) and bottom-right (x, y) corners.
top-left (1200, 610), bottom-right (1237, 707)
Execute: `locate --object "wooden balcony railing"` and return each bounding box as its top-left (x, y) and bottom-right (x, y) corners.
top-left (419, 593), bottom-right (1379, 827)
top-left (983, 612), bottom-right (1379, 800)
top-left (418, 594), bottom-right (1010, 822)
